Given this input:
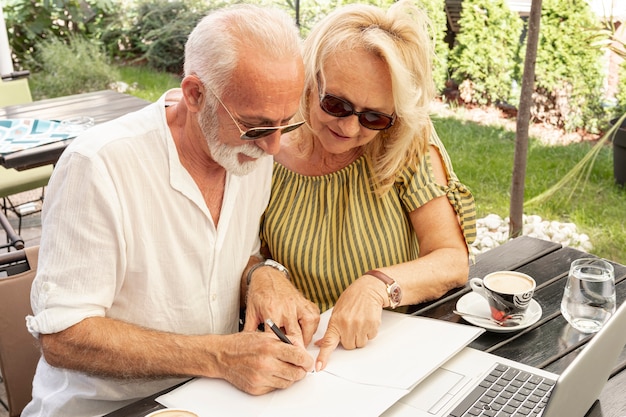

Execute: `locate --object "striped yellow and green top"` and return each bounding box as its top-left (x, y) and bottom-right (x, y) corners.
top-left (260, 135), bottom-right (476, 312)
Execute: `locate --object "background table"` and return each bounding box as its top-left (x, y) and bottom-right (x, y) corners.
top-left (0, 90), bottom-right (150, 170)
top-left (104, 236), bottom-right (626, 416)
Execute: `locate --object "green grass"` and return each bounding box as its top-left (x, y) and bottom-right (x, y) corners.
top-left (434, 116), bottom-right (626, 265)
top-left (115, 64), bottom-right (182, 102)
top-left (116, 66), bottom-right (626, 265)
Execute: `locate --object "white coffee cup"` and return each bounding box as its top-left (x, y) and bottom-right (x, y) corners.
top-left (470, 271), bottom-right (536, 321)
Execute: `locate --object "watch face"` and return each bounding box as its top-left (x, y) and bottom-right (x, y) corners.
top-left (389, 283), bottom-right (402, 307)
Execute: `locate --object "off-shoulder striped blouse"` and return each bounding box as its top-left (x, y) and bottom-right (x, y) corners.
top-left (259, 134), bottom-right (476, 312)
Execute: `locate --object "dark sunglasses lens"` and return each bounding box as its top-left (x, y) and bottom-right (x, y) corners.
top-left (242, 128), bottom-right (275, 140)
top-left (321, 94), bottom-right (393, 130)
top-left (359, 113), bottom-right (393, 130)
top-left (320, 95), bottom-right (353, 117)
top-left (241, 121), bottom-right (304, 140)
top-left (281, 123), bottom-right (303, 134)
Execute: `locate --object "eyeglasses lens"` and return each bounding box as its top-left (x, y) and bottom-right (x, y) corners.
top-left (319, 94), bottom-right (394, 130)
top-left (241, 121), bottom-right (305, 141)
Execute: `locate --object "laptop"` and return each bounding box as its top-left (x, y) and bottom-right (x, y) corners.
top-left (383, 299), bottom-right (626, 417)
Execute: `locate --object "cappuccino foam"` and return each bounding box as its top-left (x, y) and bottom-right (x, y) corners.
top-left (486, 273), bottom-right (534, 294)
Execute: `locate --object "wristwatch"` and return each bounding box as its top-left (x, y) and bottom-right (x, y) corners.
top-left (246, 259), bottom-right (290, 286)
top-left (366, 270), bottom-right (402, 309)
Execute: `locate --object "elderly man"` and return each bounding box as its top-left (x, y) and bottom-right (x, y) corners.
top-left (22, 5), bottom-right (319, 417)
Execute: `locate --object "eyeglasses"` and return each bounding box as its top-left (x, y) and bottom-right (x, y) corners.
top-left (208, 86), bottom-right (304, 141)
top-left (319, 93), bottom-right (396, 130)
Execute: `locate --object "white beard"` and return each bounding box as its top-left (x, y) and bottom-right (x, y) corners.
top-left (199, 106), bottom-right (267, 176)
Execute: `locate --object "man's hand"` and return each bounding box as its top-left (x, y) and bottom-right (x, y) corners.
top-left (243, 266), bottom-right (320, 347)
top-left (314, 275), bottom-right (386, 371)
top-left (216, 331), bottom-right (314, 395)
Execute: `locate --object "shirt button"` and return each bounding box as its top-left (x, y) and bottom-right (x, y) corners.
top-left (211, 294), bottom-right (217, 301)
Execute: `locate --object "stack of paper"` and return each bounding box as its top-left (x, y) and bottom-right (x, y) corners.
top-left (157, 310), bottom-right (483, 416)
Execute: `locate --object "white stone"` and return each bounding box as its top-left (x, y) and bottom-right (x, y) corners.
top-left (472, 213), bottom-right (593, 255)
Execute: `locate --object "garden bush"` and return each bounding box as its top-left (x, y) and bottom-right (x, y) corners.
top-left (448, 0), bottom-right (523, 106)
top-left (3, 0), bottom-right (115, 70)
top-left (414, 0), bottom-right (447, 93)
top-left (533, 0), bottom-right (605, 133)
top-left (28, 36), bottom-right (119, 99)
top-left (615, 61), bottom-right (626, 117)
top-left (101, 0), bottom-right (218, 74)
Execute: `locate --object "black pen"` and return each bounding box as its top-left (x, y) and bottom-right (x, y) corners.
top-left (265, 318), bottom-right (293, 345)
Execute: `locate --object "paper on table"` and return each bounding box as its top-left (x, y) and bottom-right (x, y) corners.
top-left (157, 371), bottom-right (408, 417)
top-left (311, 310), bottom-right (484, 390)
top-left (156, 309), bottom-right (484, 417)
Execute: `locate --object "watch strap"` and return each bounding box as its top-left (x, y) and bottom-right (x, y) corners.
top-left (366, 269), bottom-right (401, 309)
top-left (366, 269), bottom-right (395, 286)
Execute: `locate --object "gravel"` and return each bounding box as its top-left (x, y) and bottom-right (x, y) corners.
top-left (471, 213), bottom-right (593, 256)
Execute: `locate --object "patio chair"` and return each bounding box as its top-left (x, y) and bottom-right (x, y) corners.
top-left (0, 165), bottom-right (52, 235)
top-left (1, 66), bottom-right (52, 236)
top-left (0, 71), bottom-right (32, 107)
top-left (0, 245), bottom-right (40, 417)
top-left (0, 209), bottom-right (24, 251)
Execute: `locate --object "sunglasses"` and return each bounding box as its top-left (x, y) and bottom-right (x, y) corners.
top-left (208, 86), bottom-right (304, 140)
top-left (319, 93), bottom-right (396, 130)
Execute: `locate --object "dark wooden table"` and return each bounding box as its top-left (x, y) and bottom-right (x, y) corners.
top-left (105, 236), bottom-right (626, 417)
top-left (0, 90), bottom-right (150, 171)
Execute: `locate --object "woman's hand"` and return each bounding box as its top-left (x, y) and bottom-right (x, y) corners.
top-left (314, 274), bottom-right (386, 371)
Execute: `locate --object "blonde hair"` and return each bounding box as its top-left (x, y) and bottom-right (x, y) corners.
top-left (301, 0), bottom-right (435, 195)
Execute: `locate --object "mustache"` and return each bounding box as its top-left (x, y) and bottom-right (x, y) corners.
top-left (239, 143), bottom-right (267, 159)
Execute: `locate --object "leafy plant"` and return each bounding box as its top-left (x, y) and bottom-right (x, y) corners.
top-left (28, 36), bottom-right (119, 99)
top-left (3, 0), bottom-right (115, 70)
top-left (100, 0), bottom-right (219, 74)
top-left (591, 13), bottom-right (626, 118)
top-left (533, 0), bottom-right (605, 133)
top-left (414, 0), bottom-right (448, 94)
top-left (448, 0), bottom-right (523, 106)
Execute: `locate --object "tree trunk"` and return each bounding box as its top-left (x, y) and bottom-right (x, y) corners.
top-left (510, 0), bottom-right (543, 238)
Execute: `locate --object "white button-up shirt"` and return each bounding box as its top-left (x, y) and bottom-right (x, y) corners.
top-left (23, 90), bottom-right (272, 417)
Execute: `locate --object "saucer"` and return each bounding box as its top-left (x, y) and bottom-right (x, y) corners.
top-left (455, 292), bottom-right (542, 333)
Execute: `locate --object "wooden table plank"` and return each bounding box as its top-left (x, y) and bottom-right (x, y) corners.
top-left (403, 236), bottom-right (563, 316)
top-left (0, 90), bottom-right (148, 122)
top-left (468, 236), bottom-right (562, 277)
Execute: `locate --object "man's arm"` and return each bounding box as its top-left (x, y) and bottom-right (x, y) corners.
top-left (39, 316), bottom-right (312, 395)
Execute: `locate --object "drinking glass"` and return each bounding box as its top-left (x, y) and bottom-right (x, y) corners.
top-left (561, 258), bottom-right (616, 333)
top-left (60, 116), bottom-right (94, 133)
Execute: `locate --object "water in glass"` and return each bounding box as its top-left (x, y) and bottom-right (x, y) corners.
top-left (561, 258), bottom-right (616, 333)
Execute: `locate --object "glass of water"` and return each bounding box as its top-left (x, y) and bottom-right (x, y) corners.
top-left (561, 258), bottom-right (616, 333)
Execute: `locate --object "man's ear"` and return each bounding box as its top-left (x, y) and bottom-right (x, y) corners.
top-left (181, 75), bottom-right (204, 112)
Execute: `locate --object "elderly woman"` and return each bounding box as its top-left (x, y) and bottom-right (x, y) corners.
top-left (254, 0), bottom-right (476, 371)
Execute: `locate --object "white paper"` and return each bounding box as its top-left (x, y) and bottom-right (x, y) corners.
top-left (311, 310), bottom-right (483, 389)
top-left (157, 309), bottom-right (483, 416)
top-left (157, 372), bottom-right (408, 417)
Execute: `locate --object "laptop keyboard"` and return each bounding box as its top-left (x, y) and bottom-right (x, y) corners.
top-left (448, 363), bottom-right (556, 417)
